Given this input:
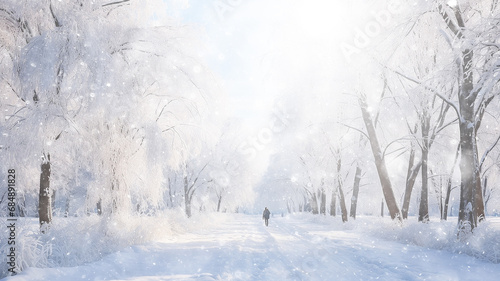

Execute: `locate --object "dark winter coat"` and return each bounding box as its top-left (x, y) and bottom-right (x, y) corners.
top-left (263, 208), bottom-right (270, 219)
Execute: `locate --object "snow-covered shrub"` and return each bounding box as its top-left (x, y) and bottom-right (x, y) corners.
top-left (0, 210), bottom-right (230, 278)
top-left (355, 216), bottom-right (500, 263)
top-left (286, 213), bottom-right (500, 264)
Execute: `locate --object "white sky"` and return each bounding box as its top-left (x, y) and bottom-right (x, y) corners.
top-left (163, 0), bottom-right (410, 212)
top-left (165, 0), bottom-right (383, 128)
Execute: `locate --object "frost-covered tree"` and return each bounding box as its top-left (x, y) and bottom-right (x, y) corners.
top-left (0, 0), bottom-right (99, 230)
top-left (180, 151), bottom-right (214, 217)
top-left (1, 0), bottom-right (220, 227)
top-left (435, 1), bottom-right (500, 232)
top-left (388, 22), bottom-right (457, 222)
top-left (207, 120), bottom-right (256, 213)
top-left (391, 0), bottom-right (500, 233)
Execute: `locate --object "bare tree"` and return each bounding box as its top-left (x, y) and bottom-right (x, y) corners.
top-left (349, 165), bottom-right (362, 219)
top-left (358, 93), bottom-right (402, 221)
top-left (434, 2), bottom-right (500, 232)
top-left (183, 161), bottom-right (211, 217)
top-left (334, 152), bottom-right (348, 222)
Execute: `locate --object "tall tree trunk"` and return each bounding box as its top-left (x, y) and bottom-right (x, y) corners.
top-left (184, 175), bottom-right (191, 217)
top-left (338, 184), bottom-right (348, 222)
top-left (438, 4), bottom-right (485, 234)
top-left (359, 95), bottom-right (402, 221)
top-left (443, 144), bottom-right (459, 220)
top-left (442, 178), bottom-right (452, 220)
top-left (336, 156), bottom-right (348, 222)
top-left (419, 113), bottom-right (430, 222)
top-left (458, 118), bottom-right (478, 231)
top-left (39, 154), bottom-right (52, 233)
top-left (402, 163), bottom-right (421, 219)
top-left (482, 176), bottom-right (489, 214)
top-left (402, 125), bottom-right (421, 219)
top-left (474, 145), bottom-right (485, 222)
top-left (457, 46), bottom-right (482, 231)
top-left (349, 165), bottom-right (362, 219)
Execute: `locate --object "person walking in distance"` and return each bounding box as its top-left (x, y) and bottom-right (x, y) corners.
top-left (262, 207), bottom-right (270, 226)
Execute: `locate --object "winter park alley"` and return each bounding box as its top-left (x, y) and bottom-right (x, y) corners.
top-left (3, 214), bottom-right (499, 281)
top-left (4, 0), bottom-right (500, 280)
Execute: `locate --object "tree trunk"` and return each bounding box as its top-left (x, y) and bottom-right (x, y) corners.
top-left (64, 196), bottom-right (70, 217)
top-left (402, 165), bottom-right (421, 219)
top-left (419, 113), bottom-right (430, 222)
top-left (359, 95), bottom-right (402, 221)
top-left (96, 199), bottom-right (103, 215)
top-left (39, 154), bottom-right (52, 233)
top-left (474, 145), bottom-right (485, 222)
top-left (311, 192), bottom-right (319, 214)
top-left (458, 118), bottom-right (478, 231)
top-left (457, 46), bottom-right (484, 231)
top-left (402, 140), bottom-right (421, 219)
top-left (319, 188), bottom-right (326, 215)
top-left (51, 189), bottom-right (57, 216)
top-left (482, 176), bottom-right (489, 214)
top-left (349, 165), bottom-right (362, 219)
top-left (17, 194), bottom-right (26, 217)
top-left (443, 143), bottom-right (459, 220)
top-left (442, 178), bottom-right (452, 220)
top-left (184, 175), bottom-right (191, 217)
top-left (438, 5), bottom-right (486, 233)
top-left (338, 184), bottom-right (348, 222)
top-left (336, 156), bottom-right (348, 222)
top-left (330, 188), bottom-right (337, 216)
top-left (217, 193), bottom-right (223, 212)
top-left (111, 180), bottom-right (119, 213)
top-left (311, 193), bottom-right (318, 214)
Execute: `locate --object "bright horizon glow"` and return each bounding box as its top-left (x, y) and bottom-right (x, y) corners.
top-left (166, 0), bottom-right (397, 212)
top-left (169, 0), bottom-right (373, 125)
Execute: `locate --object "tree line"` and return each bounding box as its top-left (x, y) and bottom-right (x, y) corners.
top-left (269, 0), bottom-right (500, 239)
top-left (1, 1), bottom-right (500, 241)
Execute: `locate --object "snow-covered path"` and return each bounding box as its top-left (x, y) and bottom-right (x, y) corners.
top-left (3, 214), bottom-right (499, 281)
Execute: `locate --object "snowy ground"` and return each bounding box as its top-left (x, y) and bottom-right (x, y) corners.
top-left (3, 214), bottom-right (499, 281)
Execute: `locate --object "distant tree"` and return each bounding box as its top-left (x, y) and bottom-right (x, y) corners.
top-left (183, 160), bottom-right (211, 217)
top-left (349, 163), bottom-right (363, 219)
top-left (332, 147), bottom-right (348, 222)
